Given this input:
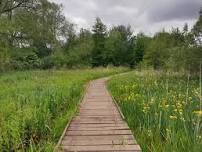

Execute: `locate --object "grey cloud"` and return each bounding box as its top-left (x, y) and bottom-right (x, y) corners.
top-left (147, 0), bottom-right (202, 22)
top-left (53, 0), bottom-right (201, 34)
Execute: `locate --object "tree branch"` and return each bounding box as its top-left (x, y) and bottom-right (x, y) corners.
top-left (0, 0), bottom-right (31, 14)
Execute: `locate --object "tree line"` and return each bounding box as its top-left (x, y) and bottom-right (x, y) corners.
top-left (0, 0), bottom-right (202, 73)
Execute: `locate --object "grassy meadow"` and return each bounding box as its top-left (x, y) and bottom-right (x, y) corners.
top-left (108, 71), bottom-right (202, 152)
top-left (0, 68), bottom-right (127, 151)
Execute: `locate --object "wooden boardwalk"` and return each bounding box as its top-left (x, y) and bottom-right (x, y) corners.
top-left (56, 78), bottom-right (141, 152)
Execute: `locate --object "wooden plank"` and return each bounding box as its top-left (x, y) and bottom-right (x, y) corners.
top-left (82, 103), bottom-right (116, 106)
top-left (83, 99), bottom-right (114, 106)
top-left (68, 126), bottom-right (129, 131)
top-left (79, 111), bottom-right (119, 114)
top-left (81, 104), bottom-right (114, 107)
top-left (56, 78), bottom-right (141, 152)
top-left (61, 145), bottom-right (141, 151)
top-left (71, 120), bottom-right (123, 124)
top-left (66, 130), bottom-right (132, 136)
top-left (72, 117), bottom-right (122, 121)
top-left (81, 105), bottom-right (114, 108)
top-left (76, 114), bottom-right (121, 117)
top-left (71, 122), bottom-right (124, 125)
top-left (78, 111), bottom-right (120, 114)
top-left (85, 99), bottom-right (111, 102)
top-left (74, 115), bottom-right (122, 119)
top-left (63, 135), bottom-right (135, 141)
top-left (73, 116), bottom-right (121, 119)
top-left (80, 107), bottom-right (117, 110)
top-left (79, 108), bottom-right (118, 111)
top-left (77, 114), bottom-right (121, 117)
top-left (73, 116), bottom-right (122, 119)
top-left (62, 139), bottom-right (135, 146)
top-left (69, 123), bottom-right (128, 128)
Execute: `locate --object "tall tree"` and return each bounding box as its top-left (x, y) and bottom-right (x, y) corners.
top-left (170, 27), bottom-right (185, 46)
top-left (65, 28), bottom-right (93, 67)
top-left (144, 31), bottom-right (172, 69)
top-left (11, 0), bottom-right (66, 57)
top-left (133, 33), bottom-right (151, 66)
top-left (192, 9), bottom-right (202, 45)
top-left (62, 22), bottom-right (76, 51)
top-left (106, 25), bottom-right (134, 66)
top-left (91, 17), bottom-right (107, 67)
top-left (105, 28), bottom-right (122, 65)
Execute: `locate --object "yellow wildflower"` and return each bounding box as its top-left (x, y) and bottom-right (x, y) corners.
top-left (169, 115), bottom-right (177, 120)
top-left (166, 128), bottom-right (171, 133)
top-left (165, 104), bottom-right (169, 108)
top-left (142, 109), bottom-right (147, 113)
top-left (193, 110), bottom-right (202, 117)
top-left (174, 109), bottom-right (178, 112)
top-left (180, 117), bottom-right (185, 122)
top-left (182, 101), bottom-right (186, 105)
top-left (179, 109), bottom-right (183, 112)
top-left (177, 102), bottom-right (182, 107)
top-left (197, 135), bottom-right (202, 139)
top-left (171, 105), bottom-right (175, 108)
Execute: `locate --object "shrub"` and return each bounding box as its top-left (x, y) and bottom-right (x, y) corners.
top-left (0, 47), bottom-right (10, 72)
top-left (10, 48), bottom-right (41, 70)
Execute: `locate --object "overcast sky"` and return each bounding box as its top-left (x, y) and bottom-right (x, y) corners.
top-left (53, 0), bottom-right (202, 35)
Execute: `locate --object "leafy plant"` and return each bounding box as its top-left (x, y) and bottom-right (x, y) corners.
top-left (108, 71), bottom-right (202, 152)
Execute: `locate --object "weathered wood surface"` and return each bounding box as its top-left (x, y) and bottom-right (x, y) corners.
top-left (57, 78), bottom-right (141, 152)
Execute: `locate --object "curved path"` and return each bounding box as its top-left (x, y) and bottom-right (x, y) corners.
top-left (56, 78), bottom-right (141, 152)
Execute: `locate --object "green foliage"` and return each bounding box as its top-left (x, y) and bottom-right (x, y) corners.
top-left (0, 47), bottom-right (10, 72)
top-left (0, 0), bottom-right (32, 15)
top-left (192, 9), bottom-right (202, 45)
top-left (144, 32), bottom-right (171, 69)
top-left (105, 29), bottom-right (122, 65)
top-left (133, 33), bottom-right (151, 66)
top-left (0, 68), bottom-right (127, 151)
top-left (106, 25), bottom-right (135, 67)
top-left (66, 29), bottom-right (93, 68)
top-left (12, 0), bottom-right (63, 57)
top-left (0, 1), bottom-right (201, 72)
top-left (91, 17), bottom-right (107, 67)
top-left (9, 48), bottom-right (41, 70)
top-left (108, 71), bottom-right (202, 152)
top-left (184, 46), bottom-right (202, 73)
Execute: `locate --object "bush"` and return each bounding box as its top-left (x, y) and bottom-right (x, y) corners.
top-left (41, 51), bottom-right (67, 69)
top-left (0, 47), bottom-right (10, 72)
top-left (10, 48), bottom-right (41, 70)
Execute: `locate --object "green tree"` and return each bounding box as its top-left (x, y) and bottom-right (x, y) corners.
top-left (7, 0), bottom-right (66, 57)
top-left (106, 25), bottom-right (135, 67)
top-left (62, 22), bottom-right (77, 52)
top-left (0, 0), bottom-right (71, 70)
top-left (0, 0), bottom-right (32, 15)
top-left (192, 9), bottom-right (202, 45)
top-left (66, 29), bottom-right (93, 67)
top-left (0, 46), bottom-right (10, 72)
top-left (113, 25), bottom-right (134, 66)
top-left (91, 17), bottom-right (107, 67)
top-left (105, 28), bottom-right (122, 65)
top-left (170, 27), bottom-right (185, 46)
top-left (144, 31), bottom-right (172, 69)
top-left (133, 33), bottom-right (151, 66)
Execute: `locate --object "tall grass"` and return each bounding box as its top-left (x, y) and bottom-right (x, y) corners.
top-left (0, 68), bottom-right (127, 151)
top-left (108, 70), bottom-right (202, 152)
